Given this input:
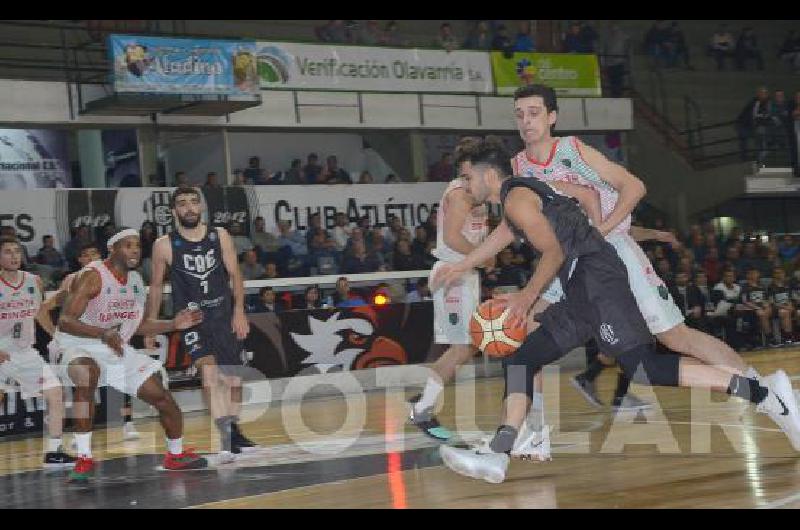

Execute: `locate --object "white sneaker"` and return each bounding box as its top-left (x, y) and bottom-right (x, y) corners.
top-left (756, 370), bottom-right (800, 451)
top-left (511, 424), bottom-right (552, 462)
top-left (439, 445), bottom-right (509, 484)
top-left (122, 422), bottom-right (141, 441)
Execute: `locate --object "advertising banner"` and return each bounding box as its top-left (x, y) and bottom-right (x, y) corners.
top-left (491, 52), bottom-right (601, 96)
top-left (256, 41), bottom-right (493, 94)
top-left (109, 35), bottom-right (259, 96)
top-left (0, 129), bottom-right (72, 189)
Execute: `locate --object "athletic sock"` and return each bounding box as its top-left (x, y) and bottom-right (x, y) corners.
top-left (414, 377), bottom-right (444, 415)
top-left (166, 437), bottom-right (184, 455)
top-left (528, 393), bottom-right (544, 431)
top-left (727, 375), bottom-right (768, 404)
top-left (612, 371), bottom-right (632, 403)
top-left (214, 416), bottom-right (234, 452)
top-left (74, 432), bottom-right (93, 458)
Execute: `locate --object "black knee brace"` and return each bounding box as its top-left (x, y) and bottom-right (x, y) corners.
top-left (616, 343), bottom-right (681, 387)
top-left (502, 327), bottom-right (563, 400)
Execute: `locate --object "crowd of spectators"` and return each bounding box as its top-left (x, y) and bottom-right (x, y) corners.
top-left (227, 154), bottom-right (396, 186)
top-left (736, 86), bottom-right (800, 170)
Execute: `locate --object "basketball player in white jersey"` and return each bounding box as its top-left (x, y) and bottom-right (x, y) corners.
top-left (41, 241), bottom-right (142, 442)
top-left (0, 236), bottom-right (74, 468)
top-left (413, 136), bottom-right (604, 456)
top-left (50, 229), bottom-right (207, 482)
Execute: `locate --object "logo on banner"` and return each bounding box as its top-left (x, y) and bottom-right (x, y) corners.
top-left (143, 191), bottom-right (174, 236)
top-left (256, 45), bottom-right (291, 84)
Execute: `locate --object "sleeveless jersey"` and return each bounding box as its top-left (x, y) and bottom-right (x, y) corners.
top-left (500, 177), bottom-right (605, 284)
top-left (169, 227), bottom-right (232, 315)
top-left (78, 260), bottom-right (146, 343)
top-left (512, 136), bottom-right (631, 236)
top-left (0, 271), bottom-right (41, 350)
top-left (433, 178), bottom-right (488, 262)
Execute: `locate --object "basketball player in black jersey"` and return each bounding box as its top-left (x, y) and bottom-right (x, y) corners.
top-left (147, 187), bottom-right (257, 461)
top-left (433, 139), bottom-right (800, 483)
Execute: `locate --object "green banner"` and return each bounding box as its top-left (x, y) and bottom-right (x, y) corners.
top-left (491, 52), bottom-right (601, 97)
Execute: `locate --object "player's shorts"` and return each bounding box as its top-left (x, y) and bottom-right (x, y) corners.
top-left (0, 347), bottom-right (61, 399)
top-left (539, 233), bottom-right (684, 334)
top-left (49, 333), bottom-right (162, 396)
top-left (536, 243), bottom-right (653, 358)
top-left (432, 260), bottom-right (481, 345)
top-left (182, 310), bottom-right (243, 374)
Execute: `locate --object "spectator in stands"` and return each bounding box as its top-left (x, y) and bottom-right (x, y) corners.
top-left (317, 20), bottom-right (352, 44)
top-left (320, 155), bottom-right (352, 184)
top-left (694, 271), bottom-right (717, 330)
top-left (772, 90), bottom-right (792, 156)
top-left (382, 21), bottom-right (408, 47)
top-left (406, 277), bottom-right (433, 304)
top-left (308, 231), bottom-right (339, 275)
top-left (385, 174), bottom-right (400, 183)
top-left (305, 212), bottom-right (329, 249)
top-left (670, 271), bottom-right (705, 331)
top-left (464, 20), bottom-right (492, 51)
top-left (709, 24), bottom-right (735, 71)
top-left (603, 22), bottom-right (630, 97)
top-left (368, 228), bottom-right (392, 259)
top-left (36, 235), bottom-right (65, 270)
top-left (578, 21), bottom-right (599, 53)
top-left (711, 268), bottom-right (745, 348)
top-left (740, 267), bottom-right (776, 346)
top-left (491, 24), bottom-right (513, 54)
top-left (735, 26), bottom-right (764, 71)
top-left (277, 220), bottom-right (307, 258)
top-left (739, 240), bottom-right (766, 276)
top-left (434, 22), bottom-right (459, 52)
top-left (393, 240), bottom-right (424, 271)
top-left (487, 247), bottom-right (527, 289)
top-left (513, 20), bottom-right (535, 52)
top-left (563, 22), bottom-right (583, 53)
top-left (232, 169), bottom-right (248, 186)
top-left (769, 266), bottom-right (795, 344)
top-left (382, 215), bottom-right (402, 247)
top-left (240, 249), bottom-right (266, 281)
top-left (263, 261), bottom-right (280, 280)
top-left (656, 257), bottom-right (674, 285)
top-left (303, 153), bottom-right (323, 184)
top-left (778, 234), bottom-right (800, 264)
top-left (64, 224), bottom-right (91, 271)
top-left (702, 245), bottom-right (723, 285)
top-left (251, 216), bottom-right (280, 259)
top-left (427, 153), bottom-right (454, 182)
top-left (244, 157), bottom-right (261, 184)
top-left (304, 285), bottom-right (324, 309)
top-left (331, 212), bottom-right (353, 253)
top-left (329, 277), bottom-right (367, 308)
top-left (342, 239), bottom-right (382, 274)
top-left (174, 171), bottom-right (189, 187)
top-left (411, 226), bottom-right (428, 257)
top-left (736, 86), bottom-right (775, 165)
top-left (668, 21), bottom-right (692, 69)
top-left (358, 20), bottom-right (383, 46)
top-left (203, 172), bottom-right (221, 190)
top-left (97, 221), bottom-right (117, 258)
top-left (644, 20), bottom-right (673, 67)
top-left (357, 171), bottom-right (374, 184)
top-left (227, 221), bottom-right (253, 256)
top-left (247, 287), bottom-right (279, 313)
top-left (275, 159), bottom-right (304, 185)
top-left (722, 245), bottom-right (743, 279)
top-left (778, 30), bottom-right (800, 72)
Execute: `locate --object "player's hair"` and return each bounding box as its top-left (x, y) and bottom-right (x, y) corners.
top-left (79, 241), bottom-right (101, 254)
top-left (0, 236), bottom-right (20, 252)
top-left (170, 186), bottom-right (201, 208)
top-left (513, 83), bottom-right (559, 113)
top-left (466, 137), bottom-right (513, 178)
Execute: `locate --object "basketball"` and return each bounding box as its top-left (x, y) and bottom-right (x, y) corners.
top-left (469, 298), bottom-right (527, 358)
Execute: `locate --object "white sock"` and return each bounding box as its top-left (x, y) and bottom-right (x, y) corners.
top-left (528, 393), bottom-right (545, 431)
top-left (166, 437), bottom-right (183, 455)
top-left (46, 436), bottom-right (63, 453)
top-left (415, 377), bottom-right (444, 414)
top-left (74, 432), bottom-right (93, 458)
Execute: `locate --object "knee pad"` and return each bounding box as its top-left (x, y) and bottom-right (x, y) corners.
top-left (502, 328), bottom-right (560, 400)
top-left (616, 344), bottom-right (680, 387)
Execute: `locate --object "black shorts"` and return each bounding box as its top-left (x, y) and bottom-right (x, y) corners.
top-left (536, 243), bottom-right (653, 357)
top-left (183, 310), bottom-right (243, 372)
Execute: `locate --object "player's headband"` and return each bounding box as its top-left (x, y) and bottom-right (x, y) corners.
top-left (107, 229), bottom-right (140, 249)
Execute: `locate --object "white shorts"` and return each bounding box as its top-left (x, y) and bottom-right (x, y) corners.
top-left (432, 260), bottom-right (481, 345)
top-left (0, 348), bottom-right (61, 399)
top-left (49, 334), bottom-right (162, 397)
top-left (540, 233), bottom-right (684, 335)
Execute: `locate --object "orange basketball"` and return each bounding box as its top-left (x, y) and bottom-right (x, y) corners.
top-left (469, 298), bottom-right (527, 358)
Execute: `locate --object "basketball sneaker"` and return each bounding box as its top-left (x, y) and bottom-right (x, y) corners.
top-left (570, 374), bottom-right (604, 409)
top-left (756, 369), bottom-right (800, 451)
top-left (44, 448), bottom-right (76, 469)
top-left (122, 421), bottom-right (141, 441)
top-left (612, 394), bottom-right (653, 412)
top-left (408, 394), bottom-right (452, 441)
top-left (163, 448), bottom-right (208, 470)
top-left (217, 450), bottom-right (236, 464)
top-left (439, 444), bottom-right (509, 484)
top-left (231, 424), bottom-right (260, 454)
top-left (511, 424), bottom-right (552, 462)
top-left (67, 457), bottom-right (94, 483)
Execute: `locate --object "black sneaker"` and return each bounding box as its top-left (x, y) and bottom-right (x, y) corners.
top-left (231, 424), bottom-right (259, 453)
top-left (407, 395), bottom-right (452, 441)
top-left (44, 449), bottom-right (77, 469)
top-left (570, 374), bottom-right (605, 409)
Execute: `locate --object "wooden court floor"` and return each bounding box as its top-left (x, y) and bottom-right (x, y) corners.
top-left (2, 348), bottom-right (800, 508)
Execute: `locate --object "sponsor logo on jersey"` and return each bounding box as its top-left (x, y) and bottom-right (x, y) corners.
top-left (599, 323), bottom-right (619, 345)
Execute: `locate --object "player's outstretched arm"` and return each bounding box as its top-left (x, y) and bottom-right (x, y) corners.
top-left (549, 180), bottom-right (603, 228)
top-left (575, 138), bottom-right (646, 236)
top-left (628, 226), bottom-right (680, 247)
top-left (57, 269), bottom-right (124, 355)
top-left (503, 187), bottom-right (565, 327)
top-left (218, 227), bottom-right (250, 340)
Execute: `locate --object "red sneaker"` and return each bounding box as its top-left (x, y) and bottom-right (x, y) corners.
top-left (67, 457), bottom-right (94, 483)
top-left (163, 448), bottom-right (208, 470)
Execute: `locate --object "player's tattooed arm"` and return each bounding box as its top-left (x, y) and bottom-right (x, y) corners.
top-left (34, 275), bottom-right (56, 336)
top-left (575, 138), bottom-right (646, 236)
top-left (549, 180), bottom-right (603, 228)
top-left (57, 269), bottom-right (124, 354)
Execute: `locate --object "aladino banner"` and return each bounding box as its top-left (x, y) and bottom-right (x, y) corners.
top-left (109, 35), bottom-right (259, 95)
top-left (255, 42), bottom-right (493, 94)
top-left (491, 52), bottom-right (601, 97)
